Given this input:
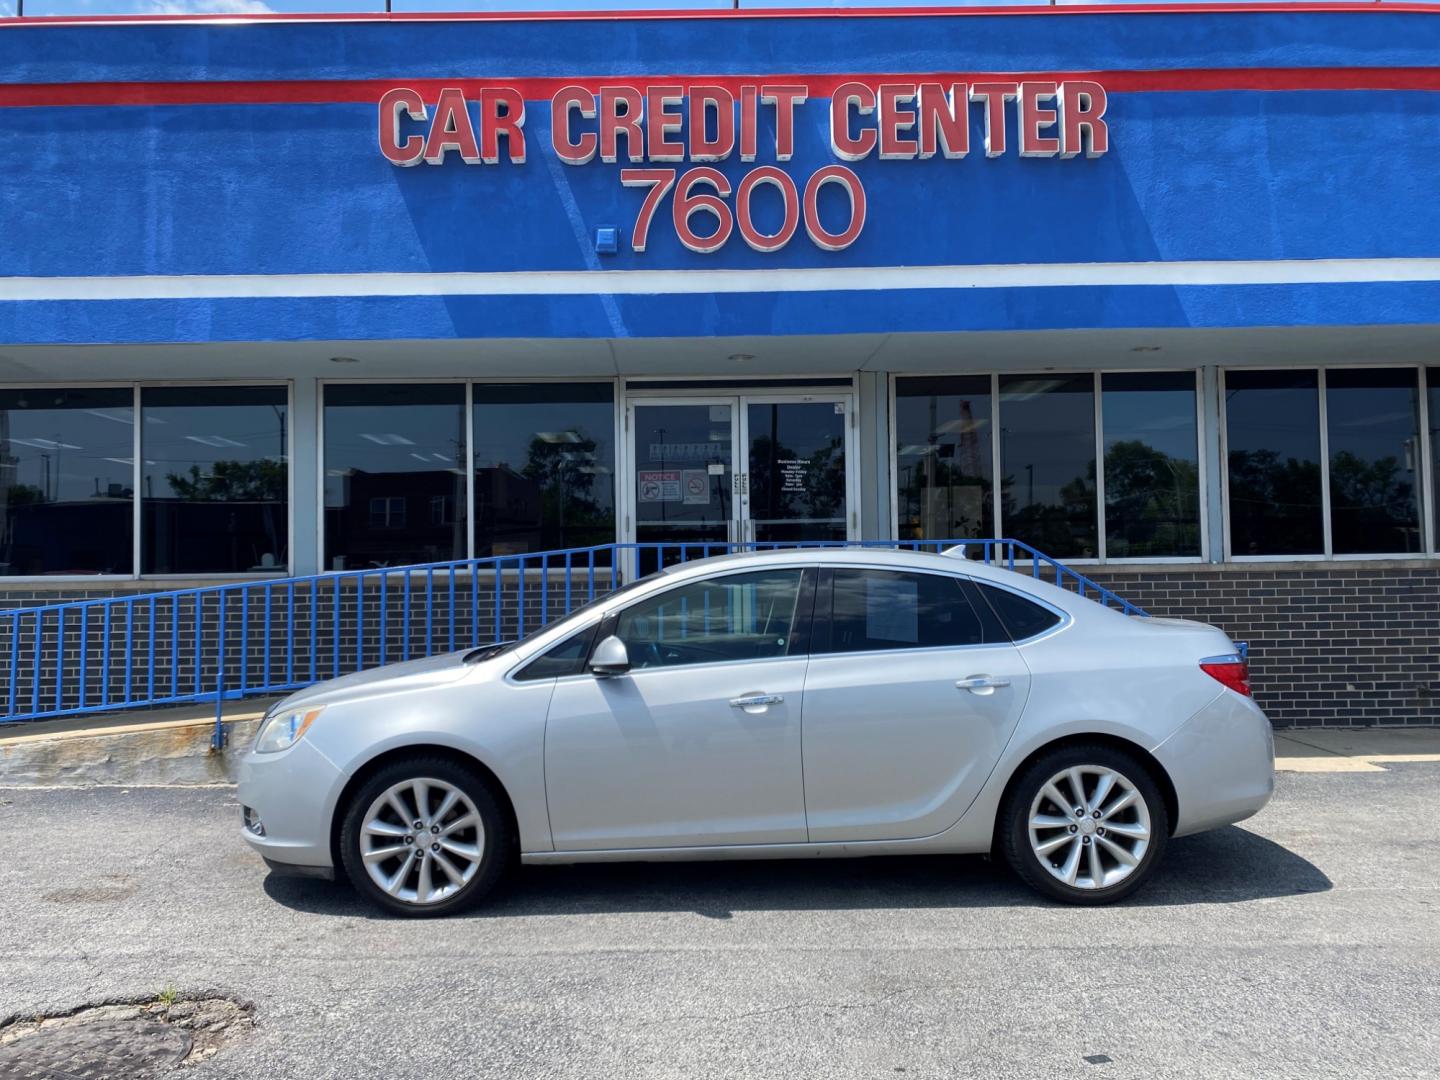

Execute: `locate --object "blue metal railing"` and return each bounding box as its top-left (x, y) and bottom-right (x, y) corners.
top-left (0, 538), bottom-right (1144, 742)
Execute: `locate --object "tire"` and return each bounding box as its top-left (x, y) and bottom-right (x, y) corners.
top-left (338, 755), bottom-right (512, 918)
top-left (999, 743), bottom-right (1169, 905)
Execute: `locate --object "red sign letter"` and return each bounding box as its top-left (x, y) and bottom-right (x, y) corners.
top-left (551, 86), bottom-right (597, 165)
top-left (761, 85), bottom-right (807, 161)
top-left (481, 87), bottom-right (526, 164)
top-left (878, 83), bottom-right (918, 160)
top-left (829, 82), bottom-right (876, 161)
top-left (646, 85), bottom-right (685, 162)
top-left (1019, 81), bottom-right (1060, 157)
top-left (1060, 81), bottom-right (1110, 158)
top-left (423, 88), bottom-right (480, 165)
top-left (600, 86), bottom-right (645, 163)
top-left (379, 87), bottom-right (427, 167)
top-left (688, 86), bottom-right (735, 162)
top-left (918, 82), bottom-right (969, 159)
top-left (969, 82), bottom-right (1017, 158)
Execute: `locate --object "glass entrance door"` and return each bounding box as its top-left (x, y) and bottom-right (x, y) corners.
top-left (742, 399), bottom-right (850, 545)
top-left (630, 399), bottom-right (739, 560)
top-left (627, 393), bottom-right (855, 560)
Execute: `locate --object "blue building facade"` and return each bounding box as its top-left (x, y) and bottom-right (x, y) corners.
top-left (1, 4), bottom-right (1438, 724)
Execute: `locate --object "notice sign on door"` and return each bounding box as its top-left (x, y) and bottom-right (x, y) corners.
top-left (779, 458), bottom-right (807, 493)
top-left (638, 470), bottom-right (681, 501)
top-left (682, 470), bottom-right (711, 505)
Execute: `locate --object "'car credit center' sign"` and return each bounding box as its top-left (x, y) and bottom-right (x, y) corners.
top-left (377, 79), bottom-right (1110, 253)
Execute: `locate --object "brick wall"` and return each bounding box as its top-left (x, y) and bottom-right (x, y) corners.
top-left (3, 560), bottom-right (1437, 728)
top-left (1086, 562), bottom-right (1440, 728)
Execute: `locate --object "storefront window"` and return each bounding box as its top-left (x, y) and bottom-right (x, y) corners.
top-left (1326, 369), bottom-right (1424, 555)
top-left (324, 384), bottom-right (467, 570)
top-left (140, 386), bottom-right (288, 574)
top-left (895, 376), bottom-right (994, 542)
top-left (1102, 372), bottom-right (1201, 558)
top-left (1430, 368), bottom-right (1440, 553)
top-left (472, 384), bottom-right (615, 556)
top-left (998, 375), bottom-right (1097, 559)
top-left (0, 388), bottom-right (134, 576)
top-left (1225, 370), bottom-right (1324, 556)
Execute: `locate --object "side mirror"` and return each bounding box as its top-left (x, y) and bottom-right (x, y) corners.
top-left (589, 635), bottom-right (631, 677)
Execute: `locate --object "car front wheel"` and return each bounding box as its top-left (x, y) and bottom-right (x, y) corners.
top-left (338, 756), bottom-right (511, 917)
top-left (1001, 744), bottom-right (1169, 905)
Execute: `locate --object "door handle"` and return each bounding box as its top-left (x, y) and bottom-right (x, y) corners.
top-left (730, 694), bottom-right (784, 708)
top-left (955, 676), bottom-right (1011, 691)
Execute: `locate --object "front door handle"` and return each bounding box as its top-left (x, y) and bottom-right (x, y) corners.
top-left (730, 693), bottom-right (784, 708)
top-left (956, 676), bottom-right (1011, 691)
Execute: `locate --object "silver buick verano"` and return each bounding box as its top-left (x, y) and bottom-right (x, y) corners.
top-left (238, 548), bottom-right (1274, 916)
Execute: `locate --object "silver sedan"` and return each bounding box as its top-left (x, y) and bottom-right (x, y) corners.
top-left (238, 548), bottom-right (1274, 916)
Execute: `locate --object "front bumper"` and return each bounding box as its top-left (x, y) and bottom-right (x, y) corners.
top-left (237, 737), bottom-right (345, 871)
top-left (1153, 690), bottom-right (1275, 838)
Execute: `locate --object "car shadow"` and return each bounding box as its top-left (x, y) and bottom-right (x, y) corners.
top-left (262, 825), bottom-right (1331, 920)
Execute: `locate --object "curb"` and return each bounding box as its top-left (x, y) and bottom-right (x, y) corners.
top-left (0, 701), bottom-right (281, 787)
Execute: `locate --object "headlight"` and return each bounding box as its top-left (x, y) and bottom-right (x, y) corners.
top-left (253, 706), bottom-right (325, 754)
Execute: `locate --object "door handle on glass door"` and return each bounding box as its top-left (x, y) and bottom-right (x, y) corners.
top-left (730, 694), bottom-right (783, 708)
top-left (955, 676), bottom-right (1011, 691)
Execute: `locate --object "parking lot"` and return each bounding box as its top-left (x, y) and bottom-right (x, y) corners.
top-left (2, 763), bottom-right (1437, 1080)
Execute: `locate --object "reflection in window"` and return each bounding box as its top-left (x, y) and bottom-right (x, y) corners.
top-left (1326, 369), bottom-right (1423, 555)
top-left (1225, 371), bottom-right (1323, 556)
top-left (895, 376), bottom-right (994, 542)
top-left (998, 375), bottom-right (1097, 559)
top-left (0, 388), bottom-right (134, 576)
top-left (1102, 373), bottom-right (1201, 558)
top-left (324, 385), bottom-right (466, 570)
top-left (472, 384), bottom-right (615, 557)
top-left (616, 569), bottom-right (804, 669)
top-left (822, 569), bottom-right (985, 653)
top-left (141, 387), bottom-right (288, 574)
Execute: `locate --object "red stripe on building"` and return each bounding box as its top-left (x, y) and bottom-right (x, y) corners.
top-left (4, 68), bottom-right (1440, 109)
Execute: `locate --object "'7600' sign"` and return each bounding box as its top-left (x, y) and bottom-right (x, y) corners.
top-left (378, 79), bottom-right (1109, 253)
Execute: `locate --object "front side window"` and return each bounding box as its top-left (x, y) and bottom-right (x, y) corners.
top-left (324, 384), bottom-right (467, 571)
top-left (821, 568), bottom-right (986, 653)
top-left (1225, 370), bottom-right (1323, 556)
top-left (472, 384), bottom-right (616, 557)
top-left (140, 386), bottom-right (289, 574)
top-left (0, 388), bottom-right (135, 576)
top-left (998, 375), bottom-right (1097, 559)
top-left (895, 376), bottom-right (995, 542)
top-left (614, 569), bottom-right (805, 670)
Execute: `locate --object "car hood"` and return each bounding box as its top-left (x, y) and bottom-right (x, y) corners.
top-left (271, 650), bottom-right (482, 712)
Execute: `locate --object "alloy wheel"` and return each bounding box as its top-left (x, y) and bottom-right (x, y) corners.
top-left (359, 777), bottom-right (486, 906)
top-left (1027, 764), bottom-right (1152, 890)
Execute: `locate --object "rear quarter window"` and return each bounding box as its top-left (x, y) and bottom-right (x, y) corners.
top-left (976, 583), bottom-right (1062, 641)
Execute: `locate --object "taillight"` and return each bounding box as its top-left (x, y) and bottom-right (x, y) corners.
top-left (1200, 655), bottom-right (1251, 697)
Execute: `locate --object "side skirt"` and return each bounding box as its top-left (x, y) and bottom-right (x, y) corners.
top-left (521, 836), bottom-right (983, 865)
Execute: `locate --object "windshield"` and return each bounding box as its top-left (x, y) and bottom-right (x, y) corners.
top-left (462, 571), bottom-right (661, 663)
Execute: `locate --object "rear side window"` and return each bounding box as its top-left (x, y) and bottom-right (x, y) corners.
top-left (976, 583), bottom-right (1062, 641)
top-left (821, 569), bottom-right (986, 653)
top-left (513, 624), bottom-right (599, 682)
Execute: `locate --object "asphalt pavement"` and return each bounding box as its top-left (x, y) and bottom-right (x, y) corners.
top-left (1, 764), bottom-right (1437, 1080)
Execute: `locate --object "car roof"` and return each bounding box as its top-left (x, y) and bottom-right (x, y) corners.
top-left (656, 545), bottom-right (1073, 595)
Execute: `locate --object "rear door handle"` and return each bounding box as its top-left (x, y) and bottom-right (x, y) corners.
top-left (730, 694), bottom-right (784, 708)
top-left (956, 676), bottom-right (1011, 691)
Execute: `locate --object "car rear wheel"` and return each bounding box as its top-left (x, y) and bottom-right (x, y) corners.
top-left (338, 756), bottom-right (511, 917)
top-left (1000, 744), bottom-right (1169, 905)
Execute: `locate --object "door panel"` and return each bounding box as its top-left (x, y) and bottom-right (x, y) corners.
top-left (544, 659), bottom-right (809, 850)
top-left (543, 567), bottom-right (813, 851)
top-left (630, 401), bottom-right (736, 570)
top-left (800, 567), bottom-right (1030, 842)
top-left (744, 400), bottom-right (850, 544)
top-left (801, 647), bottom-right (1030, 841)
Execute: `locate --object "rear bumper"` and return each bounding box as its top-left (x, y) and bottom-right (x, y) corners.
top-left (237, 738), bottom-right (345, 870)
top-left (1153, 691), bottom-right (1275, 838)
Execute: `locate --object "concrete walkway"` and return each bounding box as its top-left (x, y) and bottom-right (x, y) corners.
top-left (1272, 728), bottom-right (1440, 772)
